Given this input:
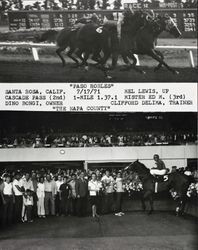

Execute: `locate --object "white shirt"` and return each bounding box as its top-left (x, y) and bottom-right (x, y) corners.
top-left (56, 180), bottom-right (63, 192)
top-left (101, 175), bottom-right (114, 193)
top-left (37, 183), bottom-right (45, 198)
top-left (22, 179), bottom-right (34, 191)
top-left (115, 178), bottom-right (124, 192)
top-left (23, 195), bottom-right (33, 206)
top-left (3, 182), bottom-right (13, 195)
top-left (88, 180), bottom-right (101, 196)
top-left (44, 181), bottom-right (52, 192)
top-left (13, 179), bottom-right (23, 196)
top-left (69, 180), bottom-right (76, 197)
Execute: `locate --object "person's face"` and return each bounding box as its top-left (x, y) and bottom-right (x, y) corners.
top-left (154, 155), bottom-right (159, 162)
top-left (46, 175), bottom-right (51, 181)
top-left (25, 173), bottom-right (30, 181)
top-left (58, 175), bottom-right (62, 181)
top-left (106, 171), bottom-right (110, 177)
top-left (96, 170), bottom-right (100, 176)
top-left (80, 172), bottom-right (84, 179)
top-left (117, 173), bottom-right (121, 178)
top-left (40, 178), bottom-right (44, 183)
top-left (63, 177), bottom-right (67, 184)
top-left (6, 176), bottom-right (11, 183)
top-left (27, 191), bottom-right (31, 196)
top-left (91, 174), bottom-right (96, 181)
top-left (16, 174), bottom-right (21, 180)
top-left (72, 175), bottom-right (76, 181)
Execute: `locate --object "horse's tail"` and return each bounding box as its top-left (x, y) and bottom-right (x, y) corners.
top-left (34, 30), bottom-right (58, 43)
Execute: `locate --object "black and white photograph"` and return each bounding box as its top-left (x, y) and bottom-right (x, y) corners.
top-left (0, 111), bottom-right (197, 249)
top-left (0, 1), bottom-right (197, 250)
top-left (0, 0), bottom-right (197, 82)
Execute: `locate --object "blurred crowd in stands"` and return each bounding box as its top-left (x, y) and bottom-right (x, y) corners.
top-left (0, 0), bottom-right (197, 21)
top-left (0, 131), bottom-right (197, 148)
top-left (0, 164), bottom-right (197, 227)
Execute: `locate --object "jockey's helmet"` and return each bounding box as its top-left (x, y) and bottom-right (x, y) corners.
top-left (153, 154), bottom-right (160, 160)
top-left (91, 13), bottom-right (100, 23)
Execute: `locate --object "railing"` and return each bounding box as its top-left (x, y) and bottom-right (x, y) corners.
top-left (0, 42), bottom-right (197, 68)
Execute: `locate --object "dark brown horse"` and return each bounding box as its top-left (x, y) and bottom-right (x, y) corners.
top-left (34, 10), bottom-right (148, 78)
top-left (125, 160), bottom-right (190, 216)
top-left (73, 9), bottom-right (149, 78)
top-left (117, 13), bottom-right (182, 74)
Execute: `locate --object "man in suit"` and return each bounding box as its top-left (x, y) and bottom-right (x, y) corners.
top-left (75, 171), bottom-right (88, 217)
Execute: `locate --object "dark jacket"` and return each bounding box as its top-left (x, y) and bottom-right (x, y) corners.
top-left (75, 178), bottom-right (88, 198)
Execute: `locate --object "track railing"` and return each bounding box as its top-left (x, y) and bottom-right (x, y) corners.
top-left (0, 42), bottom-right (197, 68)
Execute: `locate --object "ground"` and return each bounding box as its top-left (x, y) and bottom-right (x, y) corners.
top-left (0, 39), bottom-right (197, 83)
top-left (0, 212), bottom-right (197, 250)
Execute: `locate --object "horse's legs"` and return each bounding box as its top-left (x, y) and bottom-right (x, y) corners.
top-left (128, 53), bottom-right (146, 74)
top-left (74, 48), bottom-right (85, 64)
top-left (82, 51), bottom-right (90, 70)
top-left (148, 194), bottom-right (154, 215)
top-left (99, 49), bottom-right (112, 79)
top-left (175, 199), bottom-right (182, 216)
top-left (111, 51), bottom-right (118, 69)
top-left (148, 49), bottom-right (179, 74)
top-left (56, 46), bottom-right (67, 67)
top-left (120, 53), bottom-right (132, 71)
top-left (67, 47), bottom-right (80, 66)
top-left (154, 50), bottom-right (164, 72)
top-left (177, 195), bottom-right (187, 216)
top-left (141, 193), bottom-right (146, 211)
top-left (91, 47), bottom-right (102, 63)
top-left (143, 191), bottom-right (154, 215)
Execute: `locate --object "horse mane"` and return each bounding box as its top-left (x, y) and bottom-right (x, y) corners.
top-left (133, 160), bottom-right (151, 175)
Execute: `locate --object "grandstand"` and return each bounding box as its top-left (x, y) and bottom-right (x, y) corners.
top-left (0, 112), bottom-right (197, 171)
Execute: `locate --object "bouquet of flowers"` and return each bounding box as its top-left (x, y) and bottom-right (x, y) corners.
top-left (124, 179), bottom-right (143, 196)
top-left (187, 183), bottom-right (198, 198)
top-left (169, 189), bottom-right (180, 200)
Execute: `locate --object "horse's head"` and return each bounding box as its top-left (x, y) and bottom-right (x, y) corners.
top-left (157, 14), bottom-right (181, 38)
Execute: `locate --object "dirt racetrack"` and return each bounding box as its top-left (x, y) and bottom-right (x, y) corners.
top-left (0, 60), bottom-right (197, 83)
top-left (0, 212), bottom-right (197, 250)
top-left (0, 38), bottom-right (197, 83)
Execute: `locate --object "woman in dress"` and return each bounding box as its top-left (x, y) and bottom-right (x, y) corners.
top-left (88, 173), bottom-right (101, 218)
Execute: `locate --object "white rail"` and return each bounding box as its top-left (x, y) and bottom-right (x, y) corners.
top-left (0, 42), bottom-right (197, 68)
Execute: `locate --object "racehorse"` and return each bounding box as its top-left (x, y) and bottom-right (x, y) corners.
top-left (73, 9), bottom-right (149, 78)
top-left (118, 13), bottom-right (182, 74)
top-left (125, 160), bottom-right (190, 216)
top-left (34, 9), bottom-right (149, 78)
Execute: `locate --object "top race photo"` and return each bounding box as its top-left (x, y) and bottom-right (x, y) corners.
top-left (0, 0), bottom-right (197, 82)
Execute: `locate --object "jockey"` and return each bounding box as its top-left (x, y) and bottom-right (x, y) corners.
top-left (75, 13), bottom-right (100, 25)
top-left (146, 9), bottom-right (155, 20)
top-left (150, 154), bottom-right (167, 176)
top-left (103, 8), bottom-right (134, 41)
top-left (117, 12), bottom-right (124, 41)
top-left (90, 13), bottom-right (100, 24)
top-left (73, 13), bottom-right (100, 30)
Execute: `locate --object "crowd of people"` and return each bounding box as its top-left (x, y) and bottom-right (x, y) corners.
top-left (0, 132), bottom-right (197, 148)
top-left (0, 157), bottom-right (197, 227)
top-left (0, 0), bottom-right (197, 21)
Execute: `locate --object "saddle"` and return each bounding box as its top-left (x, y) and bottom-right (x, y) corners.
top-left (153, 174), bottom-right (169, 193)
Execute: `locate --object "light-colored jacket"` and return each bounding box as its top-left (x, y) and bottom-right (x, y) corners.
top-left (37, 183), bottom-right (45, 198)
